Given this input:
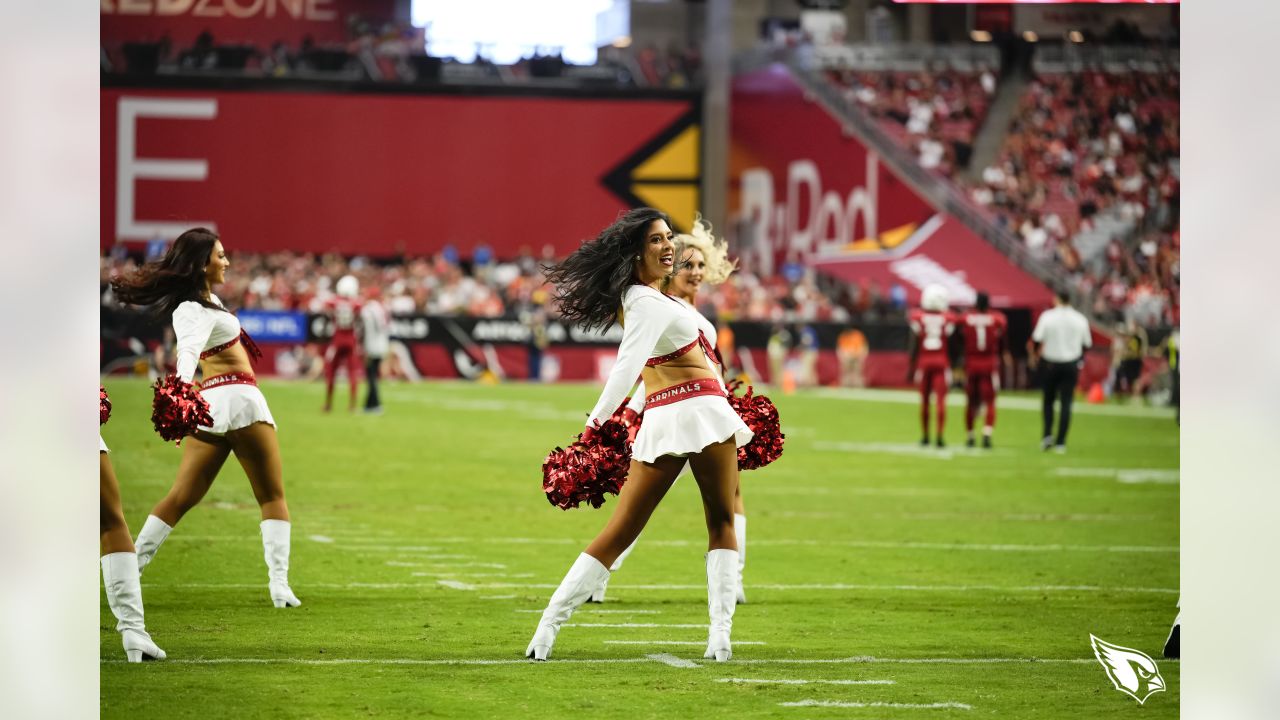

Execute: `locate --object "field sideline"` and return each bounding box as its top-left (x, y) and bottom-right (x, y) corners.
top-left (100, 378), bottom-right (1179, 718)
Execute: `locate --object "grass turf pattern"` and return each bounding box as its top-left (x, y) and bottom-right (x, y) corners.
top-left (100, 378), bottom-right (1178, 718)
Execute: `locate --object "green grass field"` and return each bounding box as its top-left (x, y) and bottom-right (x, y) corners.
top-left (100, 378), bottom-right (1179, 718)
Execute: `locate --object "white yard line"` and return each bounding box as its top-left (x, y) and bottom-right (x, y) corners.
top-left (781, 699), bottom-right (972, 710)
top-left (411, 572), bottom-right (534, 578)
top-left (604, 641), bottom-right (767, 646)
top-left (1055, 467), bottom-right (1179, 484)
top-left (890, 512), bottom-right (1155, 523)
top-left (308, 535), bottom-right (335, 543)
top-left (646, 653), bottom-right (701, 668)
top-left (437, 580), bottom-right (475, 590)
top-left (751, 539), bottom-right (1177, 553)
top-left (564, 623), bottom-right (707, 629)
top-left (144, 581), bottom-right (1176, 595)
top-left (103, 654), bottom-right (1150, 667)
top-left (438, 581), bottom-right (1178, 595)
top-left (515, 609), bottom-right (662, 615)
top-left (101, 657), bottom-right (655, 666)
top-left (479, 595), bottom-right (516, 600)
top-left (733, 656), bottom-right (1111, 665)
top-left (717, 678), bottom-right (895, 686)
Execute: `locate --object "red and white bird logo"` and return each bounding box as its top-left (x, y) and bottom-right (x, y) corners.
top-left (1090, 634), bottom-right (1167, 705)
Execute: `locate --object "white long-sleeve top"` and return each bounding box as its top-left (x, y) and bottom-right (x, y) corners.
top-left (624, 296), bottom-right (720, 413)
top-left (587, 285), bottom-right (718, 428)
top-left (172, 294), bottom-right (241, 382)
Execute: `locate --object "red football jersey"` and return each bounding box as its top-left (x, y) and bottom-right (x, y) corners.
top-left (325, 297), bottom-right (363, 344)
top-left (959, 310), bottom-right (1007, 370)
top-left (908, 309), bottom-right (956, 369)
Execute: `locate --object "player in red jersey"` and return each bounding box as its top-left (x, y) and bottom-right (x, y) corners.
top-left (907, 284), bottom-right (957, 448)
top-left (958, 291), bottom-right (1008, 449)
top-left (322, 275), bottom-right (363, 412)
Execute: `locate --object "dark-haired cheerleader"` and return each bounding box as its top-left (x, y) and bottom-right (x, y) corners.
top-left (591, 217), bottom-right (750, 606)
top-left (111, 228), bottom-right (300, 608)
top-left (526, 208), bottom-right (752, 662)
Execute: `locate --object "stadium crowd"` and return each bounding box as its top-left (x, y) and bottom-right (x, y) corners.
top-left (828, 67), bottom-right (996, 177)
top-left (100, 246), bottom-right (889, 326)
top-left (968, 71), bottom-right (1179, 328)
top-left (103, 16), bottom-right (703, 89)
top-left (824, 64), bottom-right (1179, 329)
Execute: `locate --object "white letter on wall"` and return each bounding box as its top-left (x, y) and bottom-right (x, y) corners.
top-left (116, 97), bottom-right (219, 240)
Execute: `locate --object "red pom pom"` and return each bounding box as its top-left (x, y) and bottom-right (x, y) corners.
top-left (151, 375), bottom-right (213, 445)
top-left (100, 386), bottom-right (112, 426)
top-left (726, 380), bottom-right (784, 471)
top-left (542, 414), bottom-right (633, 510)
top-left (617, 403), bottom-right (643, 444)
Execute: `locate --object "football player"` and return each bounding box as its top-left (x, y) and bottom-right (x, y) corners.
top-left (907, 284), bottom-right (956, 448)
top-left (959, 291), bottom-right (1008, 448)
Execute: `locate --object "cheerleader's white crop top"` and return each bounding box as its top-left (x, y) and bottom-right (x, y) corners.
top-left (172, 294), bottom-right (241, 382)
top-left (623, 296), bottom-right (720, 415)
top-left (587, 285), bottom-right (720, 428)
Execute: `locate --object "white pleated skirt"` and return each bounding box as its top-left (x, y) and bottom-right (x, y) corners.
top-left (631, 394), bottom-right (753, 464)
top-left (199, 383), bottom-right (276, 435)
top-left (100, 435), bottom-right (109, 453)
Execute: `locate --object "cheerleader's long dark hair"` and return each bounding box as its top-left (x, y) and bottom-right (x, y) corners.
top-left (111, 227), bottom-right (228, 317)
top-left (544, 207), bottom-right (670, 332)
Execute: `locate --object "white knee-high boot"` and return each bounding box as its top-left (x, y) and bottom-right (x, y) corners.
top-left (526, 553), bottom-right (610, 660)
top-left (589, 536), bottom-right (639, 603)
top-left (101, 552), bottom-right (166, 662)
top-left (734, 514), bottom-right (747, 604)
top-left (704, 549), bottom-right (738, 662)
top-left (134, 515), bottom-right (172, 574)
top-left (261, 519), bottom-right (301, 608)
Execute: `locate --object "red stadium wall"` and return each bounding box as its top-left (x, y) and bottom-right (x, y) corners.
top-left (101, 0), bottom-right (396, 46)
top-left (101, 88), bottom-right (700, 256)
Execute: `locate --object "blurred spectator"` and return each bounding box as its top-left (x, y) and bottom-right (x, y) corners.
top-left (101, 245), bottom-right (867, 325)
top-left (836, 326), bottom-right (868, 388)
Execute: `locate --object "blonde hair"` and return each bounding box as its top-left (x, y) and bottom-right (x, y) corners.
top-left (673, 214), bottom-right (736, 286)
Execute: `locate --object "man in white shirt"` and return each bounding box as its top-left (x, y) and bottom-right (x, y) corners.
top-left (361, 287), bottom-right (392, 414)
top-left (1029, 290), bottom-right (1092, 452)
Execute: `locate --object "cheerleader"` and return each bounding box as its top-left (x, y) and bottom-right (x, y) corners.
top-left (100, 388), bottom-right (166, 662)
top-left (591, 217), bottom-right (749, 605)
top-left (111, 228), bottom-right (301, 608)
top-left (526, 208), bottom-right (752, 662)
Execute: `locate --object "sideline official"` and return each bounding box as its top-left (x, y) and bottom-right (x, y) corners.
top-left (1029, 291), bottom-right (1092, 452)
